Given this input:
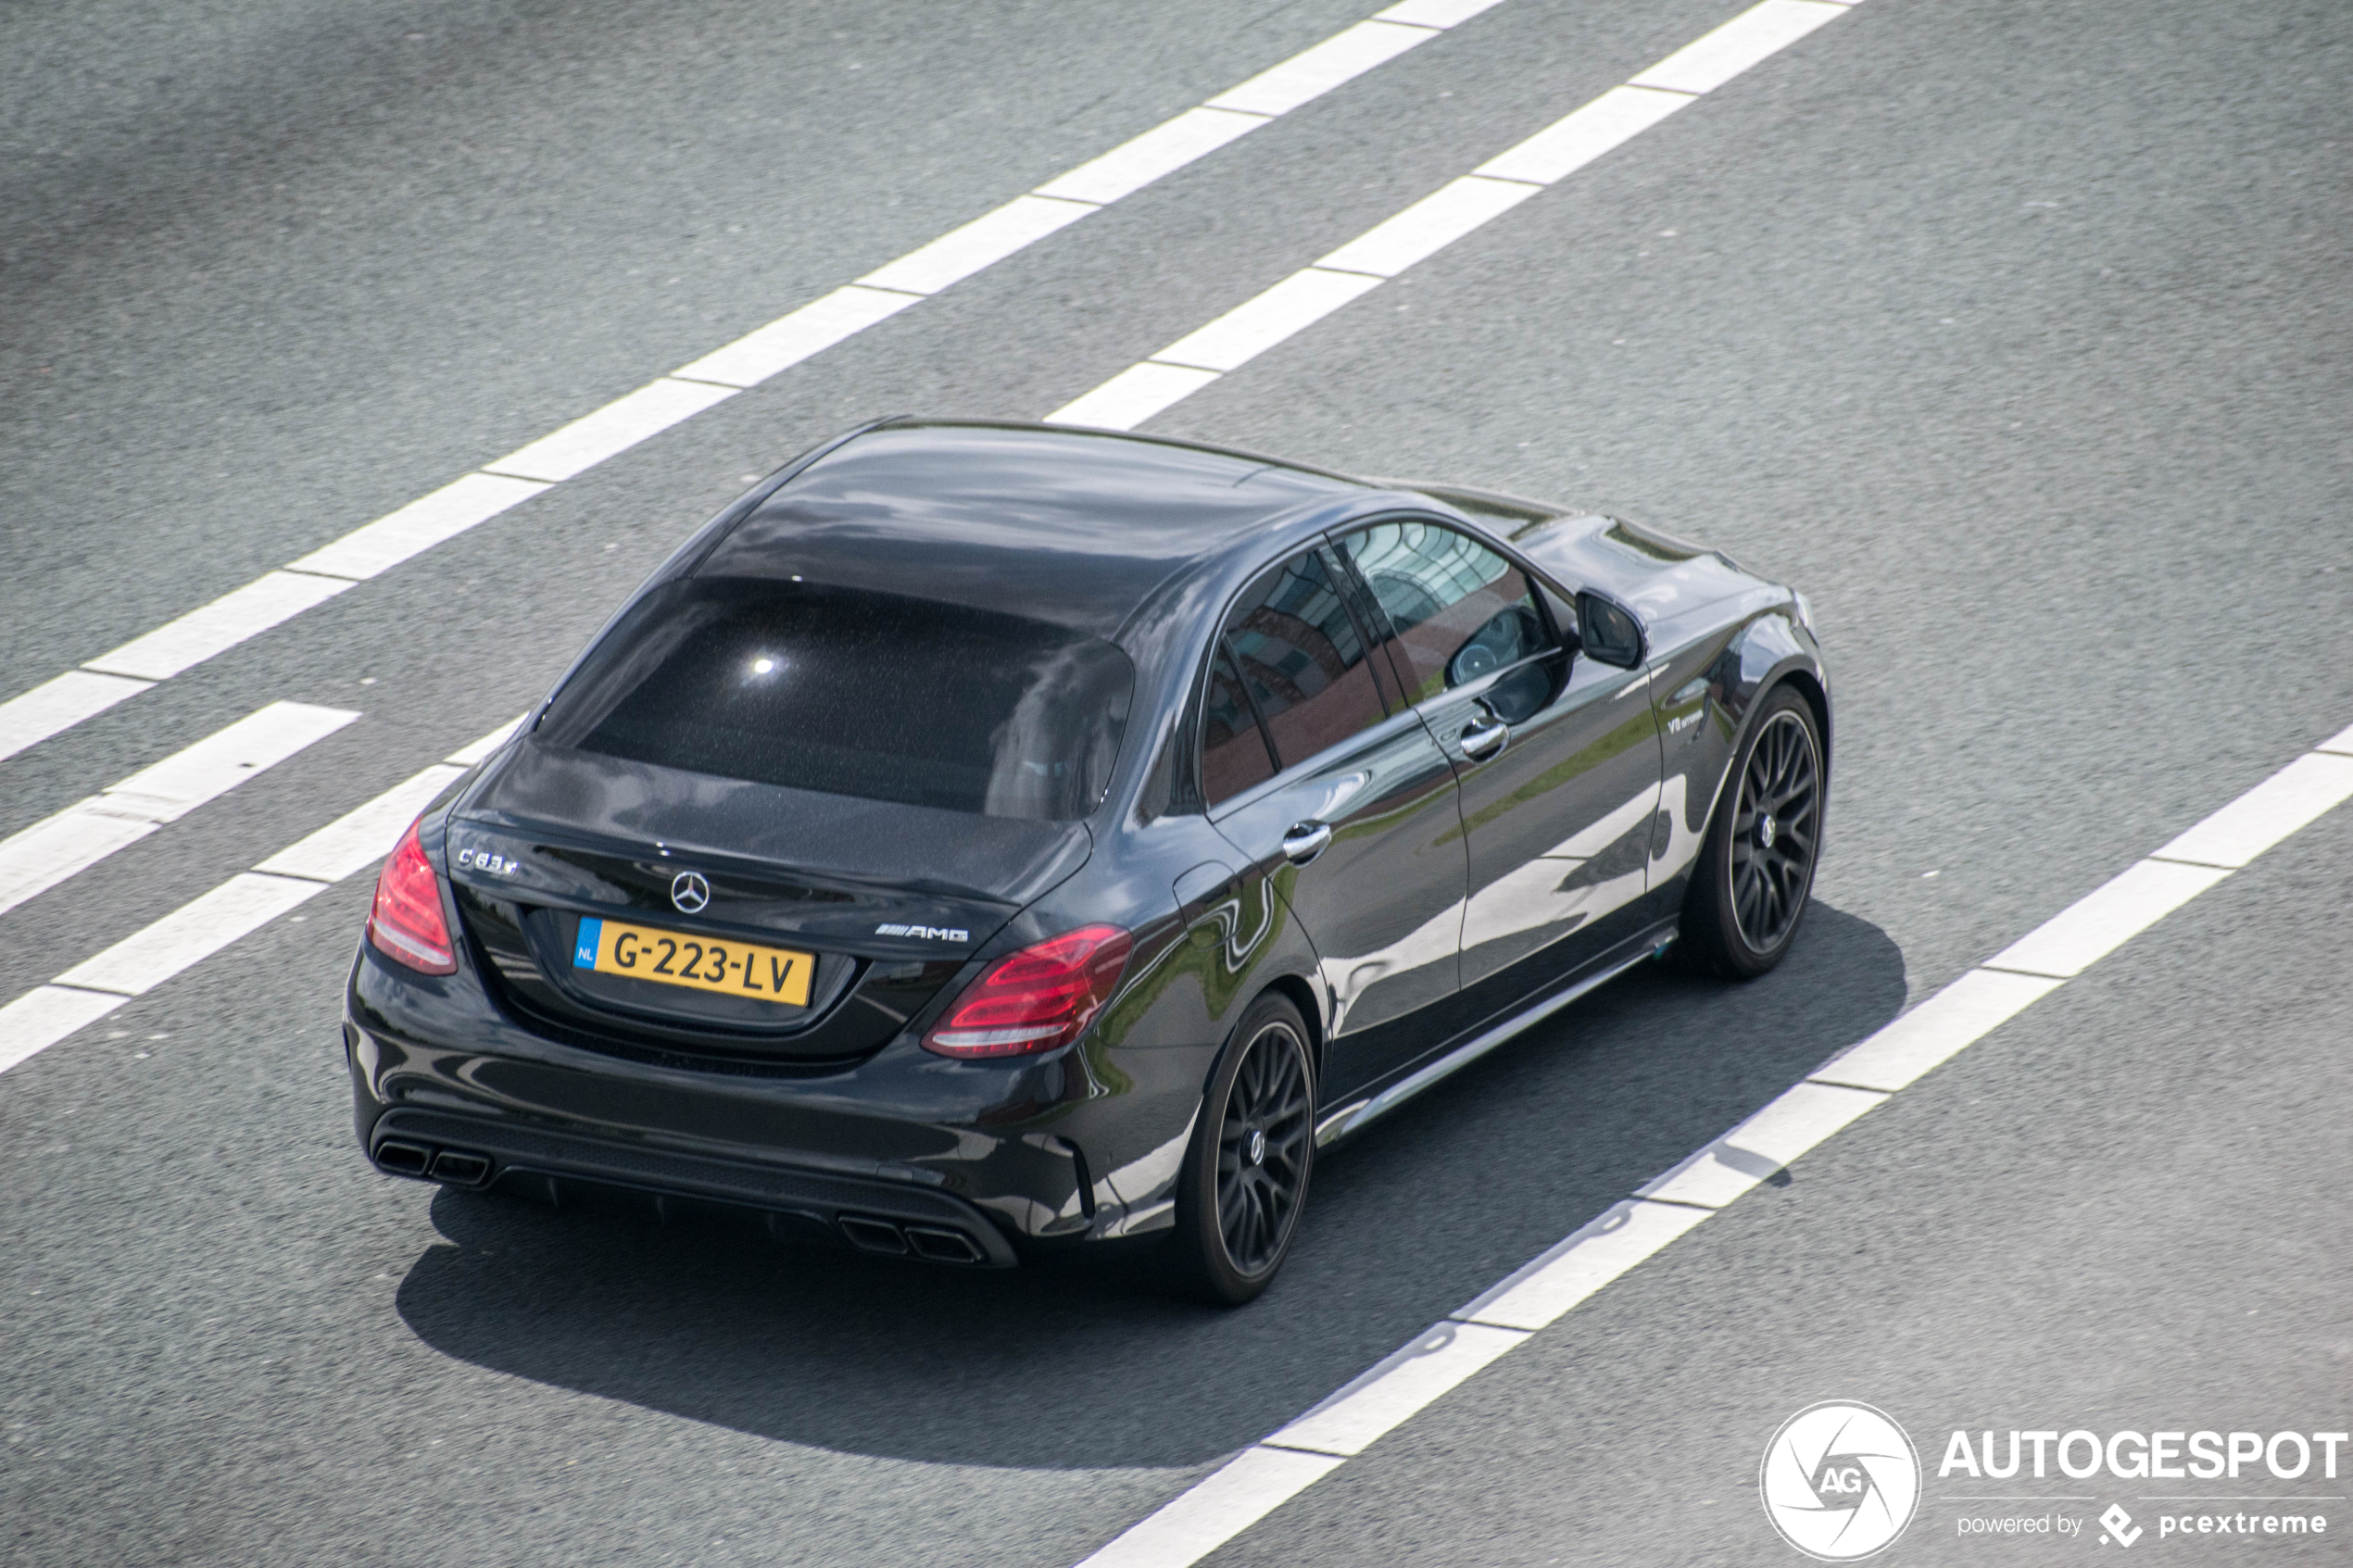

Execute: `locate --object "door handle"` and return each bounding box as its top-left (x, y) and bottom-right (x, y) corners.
top-left (1280, 821), bottom-right (1333, 866)
top-left (1459, 716), bottom-right (1509, 761)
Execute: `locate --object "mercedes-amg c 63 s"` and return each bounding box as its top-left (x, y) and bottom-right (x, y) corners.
top-left (346, 418), bottom-right (1830, 1302)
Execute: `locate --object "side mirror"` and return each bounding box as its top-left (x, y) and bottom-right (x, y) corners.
top-left (1576, 593), bottom-right (1644, 669)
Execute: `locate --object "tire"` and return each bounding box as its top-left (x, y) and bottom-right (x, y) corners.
top-left (1168, 992), bottom-right (1316, 1305)
top-left (1679, 684), bottom-right (1824, 979)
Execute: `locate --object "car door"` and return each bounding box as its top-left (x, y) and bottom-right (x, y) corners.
top-left (1330, 518), bottom-right (1666, 1014)
top-left (1201, 544), bottom-right (1468, 1099)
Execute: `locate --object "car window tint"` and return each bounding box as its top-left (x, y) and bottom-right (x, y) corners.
top-left (536, 578), bottom-right (1132, 821)
top-left (1222, 548), bottom-right (1390, 770)
top-left (1333, 520), bottom-right (1554, 705)
top-left (1201, 645), bottom-right (1277, 806)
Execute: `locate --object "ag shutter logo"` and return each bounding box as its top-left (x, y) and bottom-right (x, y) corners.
top-left (1762, 1401), bottom-right (1922, 1561)
top-left (2098, 1504), bottom-right (2143, 1548)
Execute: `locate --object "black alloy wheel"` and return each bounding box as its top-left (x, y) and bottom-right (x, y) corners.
top-left (1170, 993), bottom-right (1315, 1304)
top-left (1680, 684), bottom-right (1823, 978)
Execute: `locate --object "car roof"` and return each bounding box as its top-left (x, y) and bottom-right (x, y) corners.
top-left (696, 420), bottom-right (1368, 639)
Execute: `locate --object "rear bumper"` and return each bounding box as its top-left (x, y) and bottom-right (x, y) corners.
top-left (368, 1104), bottom-right (1017, 1266)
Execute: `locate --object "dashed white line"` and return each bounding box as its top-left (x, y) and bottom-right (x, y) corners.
top-left (1627, 0), bottom-right (1852, 94)
top-left (0, 719), bottom-right (516, 1078)
top-left (0, 0), bottom-right (1504, 769)
top-left (0, 701), bottom-right (359, 918)
top-left (1982, 858), bottom-right (2232, 980)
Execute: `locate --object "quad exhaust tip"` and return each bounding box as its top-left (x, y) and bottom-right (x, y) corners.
top-left (372, 1139), bottom-right (492, 1187)
top-left (837, 1214), bottom-right (986, 1265)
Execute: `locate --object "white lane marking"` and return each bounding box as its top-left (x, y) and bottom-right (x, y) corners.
top-left (2148, 752), bottom-right (2353, 870)
top-left (1206, 19), bottom-right (1438, 116)
top-left (482, 378), bottom-right (739, 484)
top-left (1636, 1081), bottom-right (1887, 1209)
top-left (1074, 1448), bottom-right (1345, 1568)
top-left (857, 195), bottom-right (1100, 296)
top-left (1474, 84), bottom-right (1693, 185)
top-left (0, 987), bottom-right (129, 1076)
top-left (1046, 364), bottom-right (1224, 433)
top-left (0, 718), bottom-right (515, 1079)
top-left (1153, 269), bottom-right (1387, 372)
top-left (2320, 722), bottom-right (2353, 756)
top-left (1317, 175), bottom-right (1541, 279)
top-left (0, 672), bottom-right (155, 765)
top-left (1982, 858), bottom-right (2232, 979)
top-left (253, 763), bottom-right (465, 883)
top-left (1627, 0), bottom-right (1850, 95)
top-left (1048, 0), bottom-right (1850, 432)
top-left (82, 571), bottom-right (356, 682)
top-left (1056, 737), bottom-right (2353, 1563)
top-left (1807, 968), bottom-right (2062, 1094)
top-left (285, 473), bottom-right (551, 581)
top-left (0, 702), bottom-right (359, 917)
top-left (54, 872), bottom-right (329, 997)
top-left (1264, 1321), bottom-right (1527, 1457)
top-left (1036, 108), bottom-right (1270, 206)
top-left (444, 711), bottom-right (531, 768)
top-left (0, 1), bottom-right (1490, 761)
top-left (1453, 1198), bottom-right (1713, 1331)
top-left (670, 285), bottom-right (921, 389)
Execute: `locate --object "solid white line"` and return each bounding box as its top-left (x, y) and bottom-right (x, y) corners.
top-left (1982, 858), bottom-right (2233, 979)
top-left (1808, 968), bottom-right (2063, 1094)
top-left (1473, 85), bottom-right (1694, 185)
top-left (1627, 0), bottom-right (1851, 95)
top-left (670, 285), bottom-right (923, 389)
top-left (53, 872), bottom-right (329, 997)
top-left (1206, 19), bottom-right (1439, 117)
top-left (0, 671), bottom-right (155, 765)
top-left (0, 701), bottom-right (359, 917)
top-left (1264, 1321), bottom-right (1527, 1456)
top-left (2148, 752), bottom-right (2353, 870)
top-left (0, 717), bottom-right (518, 1079)
top-left (1152, 269), bottom-right (1386, 372)
top-left (483, 378), bottom-right (740, 484)
top-left (0, 0), bottom-right (1491, 765)
top-left (2320, 722), bottom-right (2353, 757)
top-left (1036, 108), bottom-right (1271, 206)
top-left (285, 473), bottom-right (552, 581)
top-left (1636, 1081), bottom-right (1887, 1208)
top-left (857, 195), bottom-right (1100, 296)
top-left (82, 571), bottom-right (357, 682)
top-left (1074, 1448), bottom-right (1345, 1568)
top-left (1317, 175), bottom-right (1541, 278)
top-left (1453, 1198), bottom-right (1714, 1331)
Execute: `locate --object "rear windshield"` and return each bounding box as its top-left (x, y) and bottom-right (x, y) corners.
top-left (537, 578), bottom-right (1134, 821)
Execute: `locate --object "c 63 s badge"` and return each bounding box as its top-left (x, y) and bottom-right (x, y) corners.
top-left (877, 923), bottom-right (969, 942)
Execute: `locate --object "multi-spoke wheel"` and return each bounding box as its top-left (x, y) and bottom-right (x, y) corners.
top-left (1171, 993), bottom-right (1315, 1303)
top-left (1680, 684), bottom-right (1824, 978)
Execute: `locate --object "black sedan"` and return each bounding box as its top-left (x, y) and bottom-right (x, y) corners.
top-left (346, 418), bottom-right (1830, 1302)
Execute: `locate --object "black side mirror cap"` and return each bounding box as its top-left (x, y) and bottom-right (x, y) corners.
top-left (1576, 592), bottom-right (1645, 669)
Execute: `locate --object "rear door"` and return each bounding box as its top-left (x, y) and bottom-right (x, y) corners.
top-left (1331, 518), bottom-right (1665, 1012)
top-left (1199, 545), bottom-right (1467, 1098)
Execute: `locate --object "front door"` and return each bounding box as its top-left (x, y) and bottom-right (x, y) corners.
top-left (1199, 546), bottom-right (1466, 1100)
top-left (1330, 518), bottom-right (1665, 1015)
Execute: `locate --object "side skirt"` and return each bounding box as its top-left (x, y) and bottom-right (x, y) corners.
top-left (1314, 919), bottom-right (1680, 1148)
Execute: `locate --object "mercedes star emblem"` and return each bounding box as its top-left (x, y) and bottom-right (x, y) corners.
top-left (669, 871), bottom-right (711, 913)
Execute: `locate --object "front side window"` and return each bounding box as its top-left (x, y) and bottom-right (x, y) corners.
top-left (537, 578), bottom-right (1133, 821)
top-left (1221, 547), bottom-right (1390, 770)
top-left (1333, 520), bottom-right (1554, 705)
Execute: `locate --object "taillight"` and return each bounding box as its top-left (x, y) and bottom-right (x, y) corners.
top-left (368, 819), bottom-right (457, 975)
top-left (923, 924), bottom-right (1132, 1059)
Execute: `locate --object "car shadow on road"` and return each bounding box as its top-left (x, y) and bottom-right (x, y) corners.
top-left (396, 901), bottom-right (1905, 1471)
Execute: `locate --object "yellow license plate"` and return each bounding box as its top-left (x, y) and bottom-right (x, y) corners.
top-left (571, 916), bottom-right (813, 1007)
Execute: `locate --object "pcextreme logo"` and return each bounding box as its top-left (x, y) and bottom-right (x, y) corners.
top-left (1761, 1401), bottom-right (1923, 1561)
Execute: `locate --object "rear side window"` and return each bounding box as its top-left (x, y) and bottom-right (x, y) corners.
top-left (537, 579), bottom-right (1133, 821)
top-left (1221, 547), bottom-right (1390, 770)
top-left (1333, 520), bottom-right (1554, 704)
top-left (1200, 646), bottom-right (1277, 807)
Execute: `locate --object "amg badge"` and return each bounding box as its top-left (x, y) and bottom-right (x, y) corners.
top-left (876, 922), bottom-right (969, 942)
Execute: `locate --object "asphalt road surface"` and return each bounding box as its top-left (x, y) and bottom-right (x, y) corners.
top-left (3, 0), bottom-right (2348, 1564)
